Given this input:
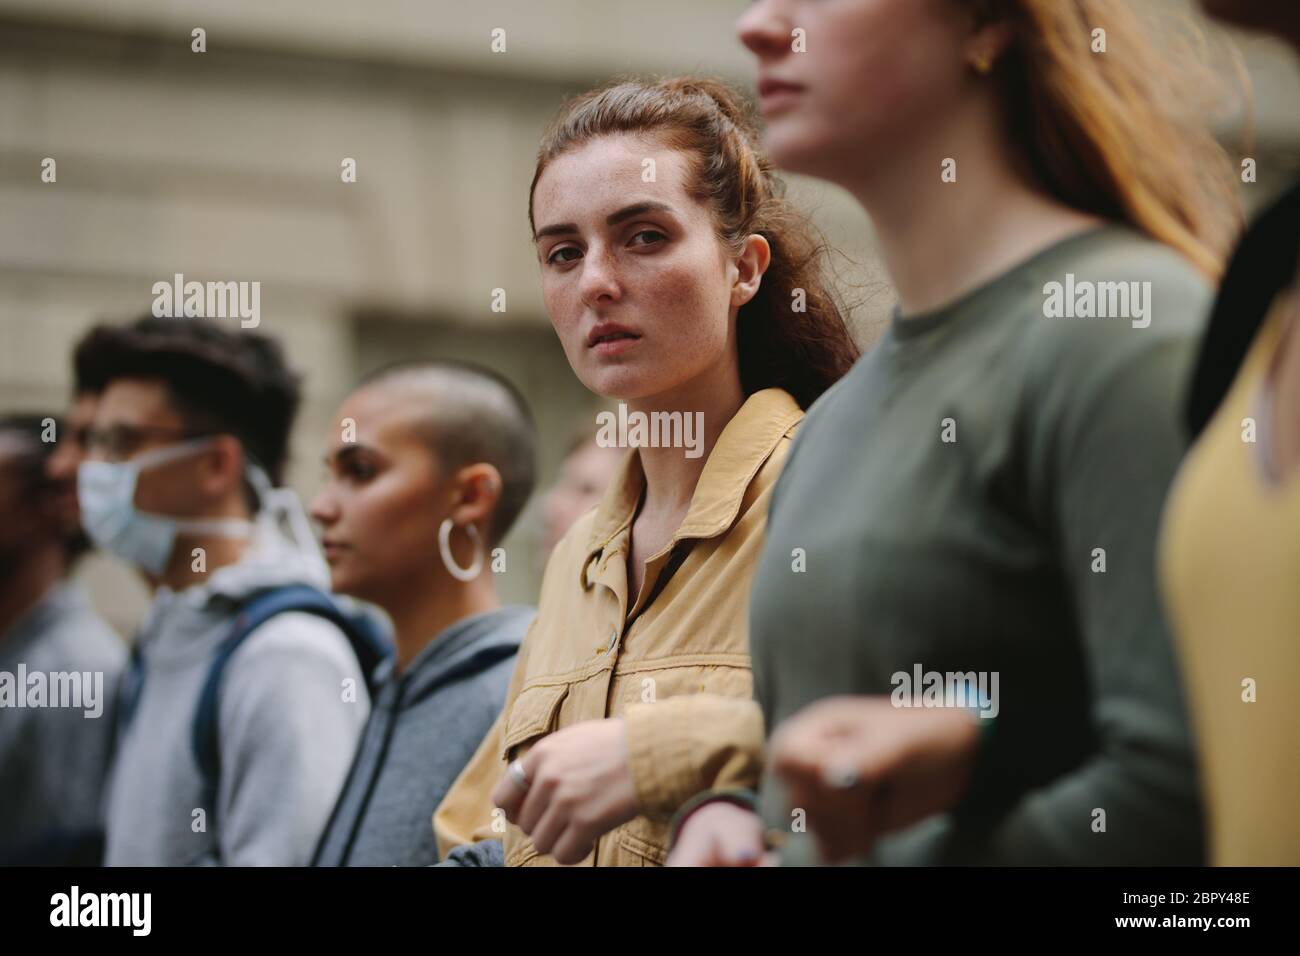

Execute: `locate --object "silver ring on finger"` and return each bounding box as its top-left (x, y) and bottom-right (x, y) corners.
top-left (824, 764), bottom-right (859, 790)
top-left (508, 759), bottom-right (532, 792)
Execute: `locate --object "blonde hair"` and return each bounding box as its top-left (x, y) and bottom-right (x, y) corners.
top-left (972, 0), bottom-right (1244, 278)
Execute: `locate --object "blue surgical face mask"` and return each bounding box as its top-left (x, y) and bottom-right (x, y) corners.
top-left (77, 437), bottom-right (255, 576)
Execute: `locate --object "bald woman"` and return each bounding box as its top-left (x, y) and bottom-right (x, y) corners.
top-left (309, 360), bottom-right (538, 866)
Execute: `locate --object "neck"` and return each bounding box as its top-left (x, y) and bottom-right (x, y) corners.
top-left (844, 91), bottom-right (1103, 316)
top-left (0, 544), bottom-right (66, 637)
top-left (381, 571), bottom-right (500, 673)
top-left (152, 533), bottom-right (251, 593)
top-left (628, 358), bottom-right (745, 521)
top-left (149, 496), bottom-right (256, 593)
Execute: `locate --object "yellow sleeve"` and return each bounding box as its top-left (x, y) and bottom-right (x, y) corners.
top-left (433, 614), bottom-right (537, 859)
top-left (622, 694), bottom-right (765, 821)
top-left (433, 702), bottom-right (510, 858)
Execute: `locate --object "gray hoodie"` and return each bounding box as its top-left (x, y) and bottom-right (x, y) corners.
top-left (103, 522), bottom-right (370, 866)
top-left (312, 605), bottom-right (531, 867)
top-left (0, 582), bottom-right (125, 859)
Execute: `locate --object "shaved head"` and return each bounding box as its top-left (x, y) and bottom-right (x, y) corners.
top-left (356, 360), bottom-right (537, 545)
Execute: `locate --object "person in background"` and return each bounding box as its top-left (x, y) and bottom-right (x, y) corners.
top-left (536, 425), bottom-right (623, 570)
top-left (46, 324), bottom-right (122, 537)
top-left (1, 323), bottom-right (134, 865)
top-left (84, 316), bottom-right (371, 866)
top-left (671, 0), bottom-right (1240, 866)
top-left (0, 414), bottom-right (124, 864)
top-left (1157, 0), bottom-right (1300, 866)
top-left (309, 361), bottom-right (537, 866)
top-left (434, 76), bottom-right (858, 867)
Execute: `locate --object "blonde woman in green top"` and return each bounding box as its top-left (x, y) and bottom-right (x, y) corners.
top-left (671, 0), bottom-right (1241, 866)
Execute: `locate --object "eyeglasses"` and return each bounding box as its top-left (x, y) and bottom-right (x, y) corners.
top-left (83, 424), bottom-right (211, 461)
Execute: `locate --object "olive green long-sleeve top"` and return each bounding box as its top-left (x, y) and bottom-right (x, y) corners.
top-left (749, 226), bottom-right (1210, 865)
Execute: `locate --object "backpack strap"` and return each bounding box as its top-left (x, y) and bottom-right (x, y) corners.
top-left (191, 584), bottom-right (391, 836)
top-left (114, 641), bottom-right (148, 749)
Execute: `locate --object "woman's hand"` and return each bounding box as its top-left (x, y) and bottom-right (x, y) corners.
top-left (491, 717), bottom-right (638, 864)
top-left (770, 696), bottom-right (982, 864)
top-left (666, 801), bottom-right (774, 866)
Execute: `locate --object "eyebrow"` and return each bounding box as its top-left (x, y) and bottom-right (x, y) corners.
top-left (533, 201), bottom-right (676, 241)
top-left (324, 443), bottom-right (375, 466)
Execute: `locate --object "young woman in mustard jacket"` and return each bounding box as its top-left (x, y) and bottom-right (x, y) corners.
top-left (433, 76), bottom-right (859, 866)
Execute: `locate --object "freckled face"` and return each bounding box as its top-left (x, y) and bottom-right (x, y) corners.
top-left (531, 134), bottom-right (740, 402)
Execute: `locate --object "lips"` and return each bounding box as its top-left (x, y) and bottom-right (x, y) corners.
top-left (756, 77), bottom-right (805, 116)
top-left (757, 77), bottom-right (805, 98)
top-left (586, 323), bottom-right (642, 348)
top-left (321, 540), bottom-right (350, 560)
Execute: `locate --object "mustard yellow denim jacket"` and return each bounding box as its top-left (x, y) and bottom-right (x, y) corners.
top-left (433, 388), bottom-right (802, 866)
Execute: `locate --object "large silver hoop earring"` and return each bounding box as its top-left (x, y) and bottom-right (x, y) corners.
top-left (438, 519), bottom-right (483, 582)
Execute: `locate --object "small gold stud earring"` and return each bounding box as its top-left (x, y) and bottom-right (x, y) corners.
top-left (972, 54), bottom-right (994, 75)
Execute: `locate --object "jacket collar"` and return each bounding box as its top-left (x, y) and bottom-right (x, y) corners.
top-left (580, 388), bottom-right (802, 580)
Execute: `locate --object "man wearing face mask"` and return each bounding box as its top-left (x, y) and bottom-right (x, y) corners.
top-left (82, 316), bottom-right (374, 866)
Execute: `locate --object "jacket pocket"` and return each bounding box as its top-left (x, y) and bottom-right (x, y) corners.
top-left (498, 683), bottom-right (570, 867)
top-left (505, 842), bottom-right (544, 866)
top-left (616, 828), bottom-right (668, 867)
top-left (500, 683), bottom-right (569, 763)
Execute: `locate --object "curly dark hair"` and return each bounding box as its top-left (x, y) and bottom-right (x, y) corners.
top-left (73, 316), bottom-right (302, 485)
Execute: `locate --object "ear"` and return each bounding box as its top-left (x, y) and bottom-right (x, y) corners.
top-left (196, 435), bottom-right (246, 503)
top-left (731, 233), bottom-right (772, 309)
top-left (966, 18), bottom-right (1014, 69)
top-left (447, 462), bottom-right (504, 531)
